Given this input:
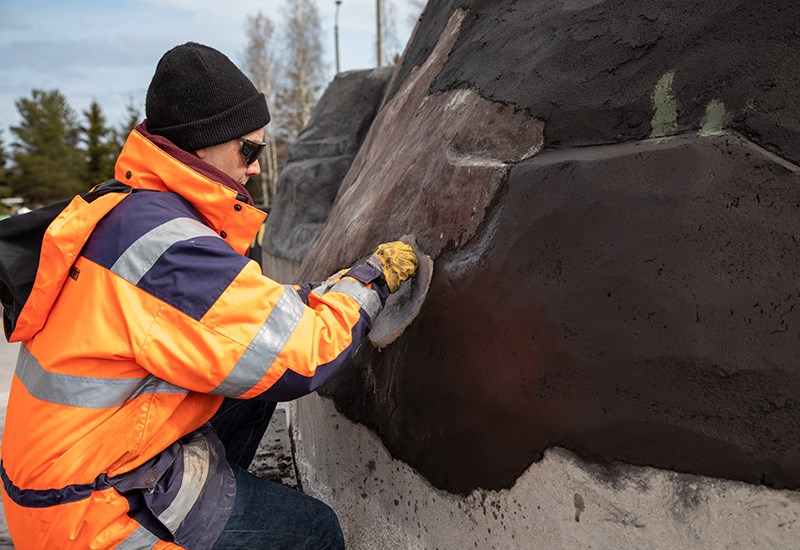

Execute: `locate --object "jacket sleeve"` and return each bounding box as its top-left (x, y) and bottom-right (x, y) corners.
top-left (126, 230), bottom-right (388, 401)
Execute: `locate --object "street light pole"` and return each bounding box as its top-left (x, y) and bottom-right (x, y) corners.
top-left (334, 0), bottom-right (342, 74)
top-left (376, 0), bottom-right (383, 67)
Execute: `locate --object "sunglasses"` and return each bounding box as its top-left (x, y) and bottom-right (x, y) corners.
top-left (238, 137), bottom-right (267, 165)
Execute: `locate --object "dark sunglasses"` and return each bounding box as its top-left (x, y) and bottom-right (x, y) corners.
top-left (238, 137), bottom-right (267, 165)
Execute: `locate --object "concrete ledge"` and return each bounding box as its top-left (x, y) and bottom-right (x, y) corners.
top-left (249, 403), bottom-right (298, 488)
top-left (292, 392), bottom-right (800, 549)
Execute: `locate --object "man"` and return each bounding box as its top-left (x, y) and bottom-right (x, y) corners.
top-left (0, 42), bottom-right (417, 548)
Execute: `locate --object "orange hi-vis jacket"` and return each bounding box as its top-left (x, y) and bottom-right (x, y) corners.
top-left (0, 124), bottom-right (388, 549)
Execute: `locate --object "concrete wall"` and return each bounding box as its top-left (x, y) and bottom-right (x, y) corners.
top-left (269, 0), bottom-right (800, 546)
top-left (262, 67), bottom-right (393, 284)
top-left (293, 394), bottom-right (800, 548)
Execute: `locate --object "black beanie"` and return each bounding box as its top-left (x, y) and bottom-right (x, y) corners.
top-left (145, 42), bottom-right (271, 151)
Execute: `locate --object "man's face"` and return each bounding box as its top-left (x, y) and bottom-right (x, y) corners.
top-left (195, 127), bottom-right (265, 184)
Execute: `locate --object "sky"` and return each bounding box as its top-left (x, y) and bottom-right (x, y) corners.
top-left (0, 0), bottom-right (423, 137)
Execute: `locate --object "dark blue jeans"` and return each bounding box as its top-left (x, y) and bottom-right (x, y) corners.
top-left (209, 399), bottom-right (345, 550)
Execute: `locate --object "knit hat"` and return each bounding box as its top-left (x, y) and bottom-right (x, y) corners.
top-left (145, 42), bottom-right (271, 151)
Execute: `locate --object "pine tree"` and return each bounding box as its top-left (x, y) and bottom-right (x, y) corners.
top-left (10, 89), bottom-right (86, 204)
top-left (0, 128), bottom-right (8, 192)
top-left (114, 96), bottom-right (141, 156)
top-left (81, 100), bottom-right (117, 184)
top-left (0, 129), bottom-right (10, 215)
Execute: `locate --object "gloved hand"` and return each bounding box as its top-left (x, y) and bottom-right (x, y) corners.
top-left (367, 241), bottom-right (418, 293)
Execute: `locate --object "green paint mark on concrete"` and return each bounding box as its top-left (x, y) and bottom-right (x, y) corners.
top-left (700, 99), bottom-right (726, 136)
top-left (651, 71), bottom-right (678, 138)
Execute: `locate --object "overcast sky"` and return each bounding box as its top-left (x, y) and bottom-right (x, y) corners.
top-left (0, 0), bottom-right (422, 136)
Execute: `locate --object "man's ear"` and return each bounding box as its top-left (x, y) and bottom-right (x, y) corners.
top-left (195, 147), bottom-right (208, 159)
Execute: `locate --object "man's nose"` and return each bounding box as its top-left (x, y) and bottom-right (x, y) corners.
top-left (245, 159), bottom-right (261, 177)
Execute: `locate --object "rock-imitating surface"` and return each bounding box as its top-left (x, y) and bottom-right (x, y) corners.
top-left (300, 10), bottom-right (543, 269)
top-left (296, 0), bottom-right (800, 498)
top-left (389, 0), bottom-right (800, 159)
top-left (262, 67), bottom-right (394, 283)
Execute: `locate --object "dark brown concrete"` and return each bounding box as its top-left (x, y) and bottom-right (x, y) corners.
top-left (302, 10), bottom-right (543, 269)
top-left (263, 67), bottom-right (394, 282)
top-left (293, 1), bottom-right (800, 495)
top-left (320, 133), bottom-right (800, 494)
top-left (429, 0), bottom-right (800, 163)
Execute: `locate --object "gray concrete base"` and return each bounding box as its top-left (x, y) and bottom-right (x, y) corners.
top-left (249, 403), bottom-right (298, 489)
top-left (292, 393), bottom-right (800, 549)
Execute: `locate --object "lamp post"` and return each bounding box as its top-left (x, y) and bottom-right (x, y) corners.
top-left (376, 0), bottom-right (383, 67)
top-left (334, 0), bottom-right (342, 74)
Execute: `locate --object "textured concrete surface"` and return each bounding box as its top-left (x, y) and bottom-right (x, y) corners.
top-left (249, 403), bottom-right (298, 489)
top-left (293, 1), bottom-right (800, 497)
top-left (294, 393), bottom-right (800, 549)
top-left (263, 67), bottom-right (394, 284)
top-left (301, 9), bottom-right (543, 272)
top-left (320, 130), bottom-right (800, 494)
top-left (391, 0), bottom-right (800, 161)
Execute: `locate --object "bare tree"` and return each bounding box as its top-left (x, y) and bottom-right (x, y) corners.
top-left (244, 11), bottom-right (280, 206)
top-left (379, 0), bottom-right (402, 65)
top-left (276, 0), bottom-right (325, 139)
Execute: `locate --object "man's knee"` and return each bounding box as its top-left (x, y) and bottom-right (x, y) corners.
top-left (311, 499), bottom-right (345, 549)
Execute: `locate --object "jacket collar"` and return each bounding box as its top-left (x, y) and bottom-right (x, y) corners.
top-left (114, 124), bottom-right (267, 256)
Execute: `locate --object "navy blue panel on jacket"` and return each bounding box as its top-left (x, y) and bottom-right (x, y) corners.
top-left (81, 190), bottom-right (249, 320)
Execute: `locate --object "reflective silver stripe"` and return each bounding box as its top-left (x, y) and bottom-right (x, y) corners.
top-left (159, 433), bottom-right (211, 531)
top-left (211, 286), bottom-right (305, 397)
top-left (311, 281), bottom-right (334, 297)
top-left (116, 434), bottom-right (212, 549)
top-left (16, 346), bottom-right (187, 409)
top-left (329, 278), bottom-right (383, 324)
top-left (110, 217), bottom-right (218, 285)
top-left (311, 270), bottom-right (345, 298)
top-left (116, 524), bottom-right (159, 550)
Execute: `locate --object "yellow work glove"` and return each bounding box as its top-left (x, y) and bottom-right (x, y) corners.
top-left (367, 241), bottom-right (418, 293)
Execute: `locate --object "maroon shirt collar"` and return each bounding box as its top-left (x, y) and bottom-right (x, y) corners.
top-left (135, 121), bottom-right (255, 205)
